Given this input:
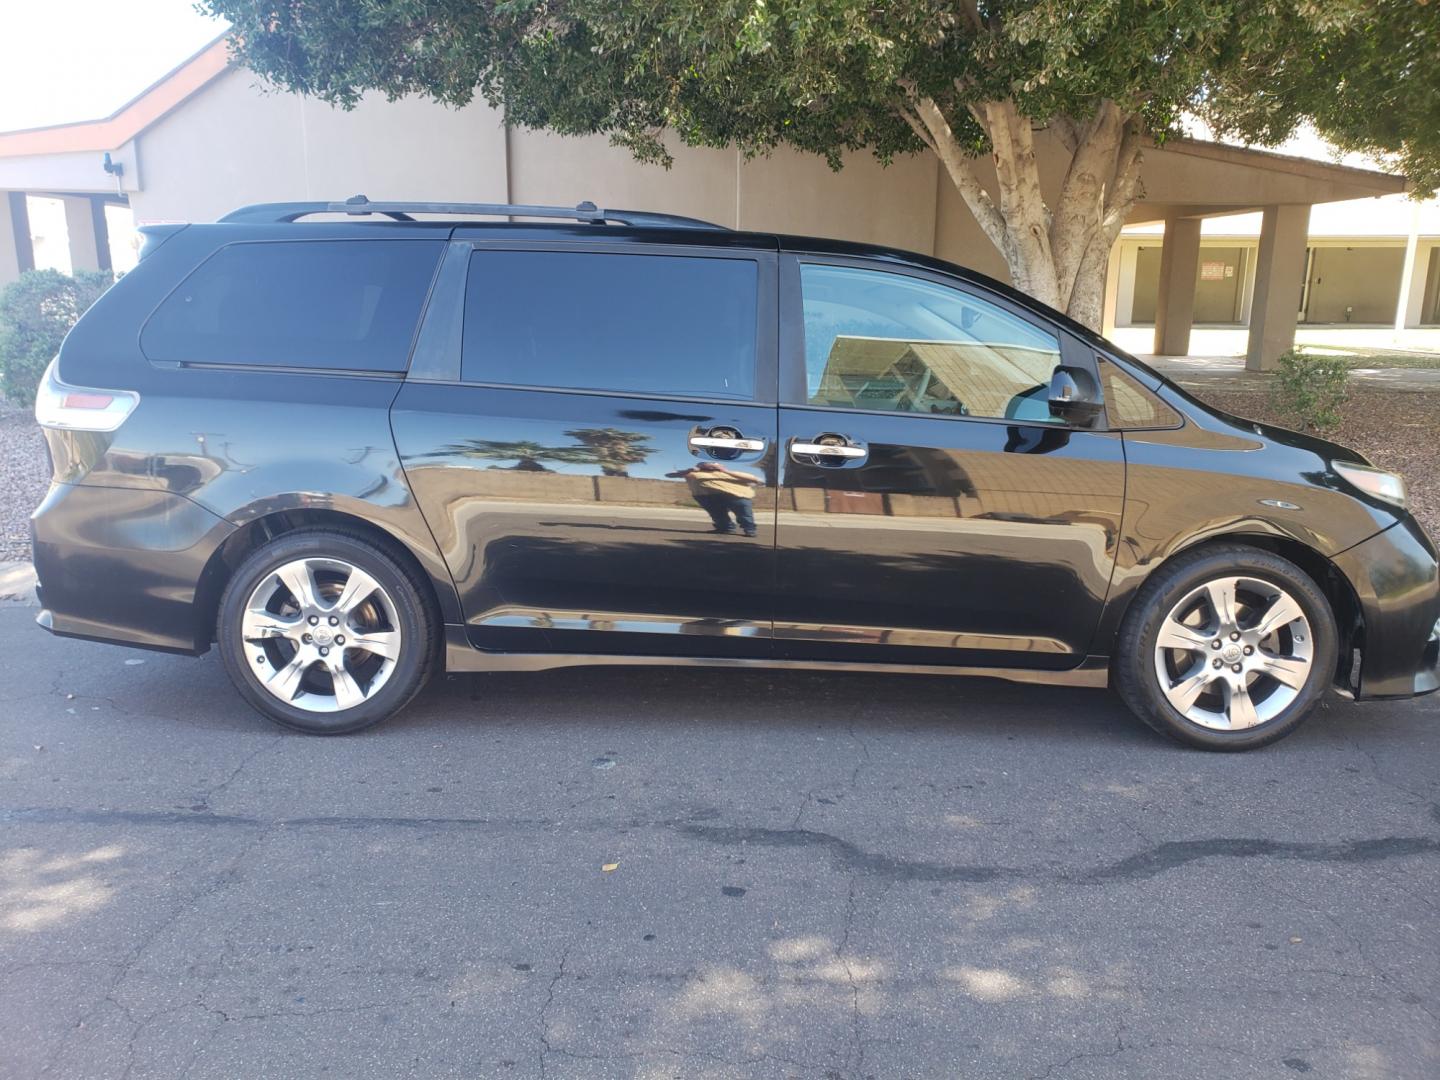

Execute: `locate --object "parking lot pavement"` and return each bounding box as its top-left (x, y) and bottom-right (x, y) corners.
top-left (0, 605), bottom-right (1436, 1079)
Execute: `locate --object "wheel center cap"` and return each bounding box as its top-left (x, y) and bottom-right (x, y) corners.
top-left (1221, 643), bottom-right (1242, 663)
top-left (312, 628), bottom-right (334, 647)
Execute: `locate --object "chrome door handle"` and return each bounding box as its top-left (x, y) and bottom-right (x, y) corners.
top-left (689, 435), bottom-right (766, 451)
top-left (791, 442), bottom-right (866, 459)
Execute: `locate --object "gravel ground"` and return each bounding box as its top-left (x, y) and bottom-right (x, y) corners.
top-left (1200, 386), bottom-right (1440, 542)
top-left (0, 398), bottom-right (47, 562)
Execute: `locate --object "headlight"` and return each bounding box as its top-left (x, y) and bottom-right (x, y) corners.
top-left (1334, 460), bottom-right (1407, 509)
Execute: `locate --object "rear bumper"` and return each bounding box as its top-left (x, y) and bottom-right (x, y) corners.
top-left (31, 482), bottom-right (235, 654)
top-left (1334, 516), bottom-right (1440, 699)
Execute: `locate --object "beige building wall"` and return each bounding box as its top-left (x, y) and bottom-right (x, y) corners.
top-left (1425, 248), bottom-right (1440, 324)
top-left (131, 70), bottom-right (977, 268)
top-left (1304, 246), bottom-right (1405, 324)
top-left (128, 68), bottom-right (508, 223)
top-left (1117, 233), bottom-right (1440, 328)
top-left (130, 66), bottom-right (1229, 285)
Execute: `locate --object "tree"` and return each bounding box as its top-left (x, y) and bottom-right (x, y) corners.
top-left (433, 439), bottom-right (592, 472)
top-left (0, 268), bottom-right (114, 406)
top-left (564, 427), bottom-right (656, 476)
top-left (206, 1), bottom-right (1439, 328)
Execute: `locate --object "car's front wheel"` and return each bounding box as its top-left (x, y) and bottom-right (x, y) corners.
top-left (217, 529), bottom-right (437, 734)
top-left (1115, 545), bottom-right (1338, 750)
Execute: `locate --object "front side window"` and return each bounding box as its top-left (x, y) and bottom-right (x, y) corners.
top-left (462, 250), bottom-right (757, 399)
top-left (800, 264), bottom-right (1068, 424)
top-left (142, 240), bottom-right (442, 371)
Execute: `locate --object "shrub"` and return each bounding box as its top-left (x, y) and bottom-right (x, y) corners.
top-left (0, 268), bottom-right (115, 408)
top-left (1269, 350), bottom-right (1351, 434)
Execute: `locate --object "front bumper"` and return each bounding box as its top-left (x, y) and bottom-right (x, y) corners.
top-left (1333, 515), bottom-right (1440, 699)
top-left (31, 482), bottom-right (236, 654)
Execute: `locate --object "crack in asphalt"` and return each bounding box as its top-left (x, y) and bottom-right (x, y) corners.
top-left (535, 947), bottom-right (568, 1080)
top-left (1027, 1020), bottom-right (1126, 1080)
top-left (6, 807), bottom-right (1436, 889)
top-left (836, 876), bottom-right (867, 1079)
top-left (192, 735), bottom-right (285, 810)
top-left (37, 826), bottom-right (272, 1078)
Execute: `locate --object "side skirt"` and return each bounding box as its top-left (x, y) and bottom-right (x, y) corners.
top-left (442, 626), bottom-right (1111, 688)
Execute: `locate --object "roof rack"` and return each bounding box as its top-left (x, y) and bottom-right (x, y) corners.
top-left (218, 194), bottom-right (727, 230)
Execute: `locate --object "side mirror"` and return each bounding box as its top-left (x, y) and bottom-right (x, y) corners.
top-left (1048, 366), bottom-right (1103, 427)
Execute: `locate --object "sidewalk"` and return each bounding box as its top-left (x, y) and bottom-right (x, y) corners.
top-left (1138, 354), bottom-right (1440, 393)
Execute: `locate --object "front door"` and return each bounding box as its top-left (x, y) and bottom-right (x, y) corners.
top-left (393, 240), bottom-right (779, 657)
top-left (774, 257), bottom-right (1125, 670)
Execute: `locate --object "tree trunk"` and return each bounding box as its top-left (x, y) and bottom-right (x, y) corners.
top-left (900, 95), bottom-right (1144, 331)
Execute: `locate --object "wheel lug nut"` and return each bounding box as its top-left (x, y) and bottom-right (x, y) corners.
top-left (1243, 645), bottom-right (1254, 655)
top-left (329, 616), bottom-right (339, 626)
top-left (302, 633), bottom-right (311, 644)
top-left (1211, 640), bottom-right (1222, 650)
top-left (1230, 631), bottom-right (1241, 641)
top-left (319, 646), bottom-right (329, 657)
top-left (1232, 663), bottom-right (1242, 673)
top-left (1213, 658), bottom-right (1222, 668)
top-left (308, 615), bottom-right (319, 626)
top-left (336, 635), bottom-right (345, 645)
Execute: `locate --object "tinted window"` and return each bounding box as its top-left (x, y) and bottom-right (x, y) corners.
top-left (801, 264), bottom-right (1067, 423)
top-left (1099, 360), bottom-right (1182, 428)
top-left (462, 251), bottom-right (757, 399)
top-left (142, 240), bottom-right (441, 371)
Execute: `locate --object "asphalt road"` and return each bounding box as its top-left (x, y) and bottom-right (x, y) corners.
top-left (1, 605), bottom-right (1437, 1079)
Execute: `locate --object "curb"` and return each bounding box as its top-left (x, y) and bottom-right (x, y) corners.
top-left (0, 561), bottom-right (37, 605)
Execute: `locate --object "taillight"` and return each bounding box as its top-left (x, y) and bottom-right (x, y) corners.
top-left (34, 358), bottom-right (139, 432)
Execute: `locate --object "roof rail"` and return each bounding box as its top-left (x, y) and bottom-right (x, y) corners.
top-left (218, 194), bottom-right (727, 230)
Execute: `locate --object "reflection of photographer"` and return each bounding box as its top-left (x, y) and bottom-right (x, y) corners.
top-left (667, 462), bottom-right (762, 537)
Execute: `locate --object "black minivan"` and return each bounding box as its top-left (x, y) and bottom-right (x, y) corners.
top-left (30, 197), bottom-right (1439, 749)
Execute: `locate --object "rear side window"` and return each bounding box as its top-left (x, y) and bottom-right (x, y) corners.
top-left (461, 250), bottom-right (757, 399)
top-left (142, 240), bottom-right (442, 371)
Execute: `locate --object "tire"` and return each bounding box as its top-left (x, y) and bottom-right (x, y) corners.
top-left (1114, 545), bottom-right (1338, 751)
top-left (217, 529), bottom-right (438, 734)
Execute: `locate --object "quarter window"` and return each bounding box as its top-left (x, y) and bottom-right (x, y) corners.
top-left (462, 251), bottom-right (757, 399)
top-left (1099, 360), bottom-right (1182, 428)
top-left (800, 264), bottom-right (1067, 424)
top-left (142, 240), bottom-right (442, 371)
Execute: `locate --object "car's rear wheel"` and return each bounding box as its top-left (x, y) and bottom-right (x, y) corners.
top-left (1115, 545), bottom-right (1337, 750)
top-left (217, 530), bottom-right (436, 734)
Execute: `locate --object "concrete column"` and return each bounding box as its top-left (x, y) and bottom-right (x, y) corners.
top-left (1246, 204), bottom-right (1311, 371)
top-left (1, 193), bottom-right (35, 286)
top-left (1153, 216), bottom-right (1202, 355)
top-left (1395, 203), bottom-right (1422, 332)
top-left (62, 195), bottom-right (104, 273)
top-left (1101, 240), bottom-right (1122, 337)
top-left (1113, 242), bottom-right (1139, 326)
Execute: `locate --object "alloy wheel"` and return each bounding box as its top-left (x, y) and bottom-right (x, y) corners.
top-left (1152, 575), bottom-right (1314, 731)
top-left (240, 557), bottom-right (403, 713)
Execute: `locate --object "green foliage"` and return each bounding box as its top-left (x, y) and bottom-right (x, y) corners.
top-left (0, 268), bottom-right (115, 408)
top-left (203, 1), bottom-right (1440, 192)
top-left (1270, 351), bottom-right (1351, 434)
top-left (1201, 0), bottom-right (1440, 194)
